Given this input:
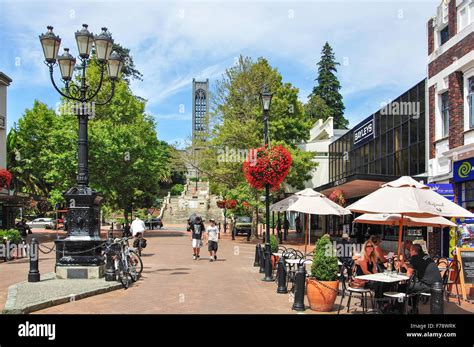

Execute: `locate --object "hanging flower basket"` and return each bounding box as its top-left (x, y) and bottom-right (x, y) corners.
top-left (242, 145), bottom-right (292, 190)
top-left (0, 169), bottom-right (13, 189)
top-left (225, 199), bottom-right (237, 209)
top-left (328, 189), bottom-right (346, 206)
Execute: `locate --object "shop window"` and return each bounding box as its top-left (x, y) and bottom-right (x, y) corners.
top-left (387, 155), bottom-right (394, 175)
top-left (440, 26), bottom-right (449, 46)
top-left (387, 130), bottom-right (394, 154)
top-left (441, 92), bottom-right (449, 137)
top-left (418, 144), bottom-right (425, 174)
top-left (395, 150), bottom-right (402, 175)
top-left (410, 144), bottom-right (418, 176)
top-left (418, 116), bottom-right (425, 141)
top-left (402, 122), bottom-right (409, 148)
top-left (469, 77), bottom-right (474, 129)
top-left (410, 118), bottom-right (418, 144)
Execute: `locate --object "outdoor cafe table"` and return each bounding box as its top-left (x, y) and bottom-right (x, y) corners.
top-left (285, 259), bottom-right (312, 266)
top-left (355, 273), bottom-right (409, 283)
top-left (272, 252), bottom-right (284, 258)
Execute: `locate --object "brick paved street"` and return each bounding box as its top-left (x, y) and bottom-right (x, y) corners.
top-left (20, 225), bottom-right (301, 314)
top-left (1, 225), bottom-right (473, 314)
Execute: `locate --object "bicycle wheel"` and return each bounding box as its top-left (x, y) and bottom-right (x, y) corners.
top-left (127, 253), bottom-right (140, 282)
top-left (129, 249), bottom-right (143, 275)
top-left (116, 256), bottom-right (130, 289)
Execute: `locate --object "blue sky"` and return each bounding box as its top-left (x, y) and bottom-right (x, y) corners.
top-left (0, 0), bottom-right (437, 148)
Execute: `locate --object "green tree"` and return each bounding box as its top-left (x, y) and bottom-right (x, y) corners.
top-left (309, 42), bottom-right (348, 129)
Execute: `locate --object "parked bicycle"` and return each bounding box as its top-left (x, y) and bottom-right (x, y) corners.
top-left (105, 237), bottom-right (143, 289)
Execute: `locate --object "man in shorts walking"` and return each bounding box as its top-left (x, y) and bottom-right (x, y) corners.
top-left (205, 219), bottom-right (219, 262)
top-left (190, 216), bottom-right (205, 260)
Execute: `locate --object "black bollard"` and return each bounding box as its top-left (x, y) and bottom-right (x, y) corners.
top-left (292, 264), bottom-right (306, 311)
top-left (263, 244), bottom-right (273, 281)
top-left (105, 233), bottom-right (116, 281)
top-left (277, 257), bottom-right (288, 294)
top-left (259, 244), bottom-right (265, 273)
top-left (254, 244), bottom-right (261, 267)
top-left (430, 281), bottom-right (444, 314)
top-left (28, 238), bottom-right (40, 282)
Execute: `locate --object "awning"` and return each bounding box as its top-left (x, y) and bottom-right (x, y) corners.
top-left (316, 174), bottom-right (402, 199)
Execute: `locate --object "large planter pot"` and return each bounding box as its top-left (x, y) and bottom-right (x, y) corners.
top-left (306, 278), bottom-right (339, 312)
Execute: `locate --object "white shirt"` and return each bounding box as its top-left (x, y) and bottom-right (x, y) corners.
top-left (130, 218), bottom-right (146, 237)
top-left (206, 225), bottom-right (219, 242)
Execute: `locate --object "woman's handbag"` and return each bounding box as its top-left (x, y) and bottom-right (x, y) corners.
top-left (349, 277), bottom-right (367, 289)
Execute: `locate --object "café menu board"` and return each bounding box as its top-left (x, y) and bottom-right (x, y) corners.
top-left (459, 248), bottom-right (474, 285)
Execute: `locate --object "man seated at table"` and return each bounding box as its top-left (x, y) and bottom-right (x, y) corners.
top-left (399, 244), bottom-right (442, 294)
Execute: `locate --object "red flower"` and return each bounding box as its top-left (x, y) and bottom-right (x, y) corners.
top-left (329, 189), bottom-right (346, 206)
top-left (242, 201), bottom-right (250, 208)
top-left (225, 199), bottom-right (237, 209)
top-left (217, 200), bottom-right (226, 209)
top-left (242, 145), bottom-right (292, 190)
top-left (0, 169), bottom-right (13, 189)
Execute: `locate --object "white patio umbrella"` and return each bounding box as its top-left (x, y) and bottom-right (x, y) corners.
top-left (353, 213), bottom-right (457, 228)
top-left (346, 176), bottom-right (473, 255)
top-left (270, 188), bottom-right (350, 253)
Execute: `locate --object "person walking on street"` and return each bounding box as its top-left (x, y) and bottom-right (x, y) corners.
top-left (190, 216), bottom-right (205, 260)
top-left (205, 219), bottom-right (219, 262)
top-left (131, 215), bottom-right (146, 238)
top-left (131, 215), bottom-right (146, 255)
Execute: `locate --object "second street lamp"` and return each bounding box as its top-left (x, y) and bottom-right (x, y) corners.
top-left (261, 85), bottom-right (273, 282)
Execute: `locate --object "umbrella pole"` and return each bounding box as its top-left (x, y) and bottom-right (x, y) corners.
top-left (308, 215), bottom-right (311, 248)
top-left (397, 214), bottom-right (403, 257)
top-left (305, 214), bottom-right (308, 254)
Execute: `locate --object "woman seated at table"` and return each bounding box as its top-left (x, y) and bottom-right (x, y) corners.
top-left (355, 240), bottom-right (378, 277)
top-left (351, 240), bottom-right (377, 288)
top-left (353, 240), bottom-right (393, 300)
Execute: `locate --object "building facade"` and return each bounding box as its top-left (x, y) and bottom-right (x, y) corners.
top-left (298, 117), bottom-right (348, 189)
top-left (0, 72), bottom-right (11, 168)
top-left (321, 79), bottom-right (427, 200)
top-left (427, 0), bottom-right (474, 256)
top-left (316, 80), bottom-right (427, 249)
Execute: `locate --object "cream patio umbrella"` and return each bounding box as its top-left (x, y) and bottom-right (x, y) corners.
top-left (354, 213), bottom-right (457, 228)
top-left (346, 176), bottom-right (473, 255)
top-left (270, 188), bottom-right (350, 253)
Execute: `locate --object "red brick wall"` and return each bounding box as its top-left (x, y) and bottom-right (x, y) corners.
top-left (448, 0), bottom-right (457, 39)
top-left (428, 31), bottom-right (474, 78)
top-left (448, 71), bottom-right (465, 149)
top-left (429, 85), bottom-right (436, 159)
top-left (428, 18), bottom-right (434, 56)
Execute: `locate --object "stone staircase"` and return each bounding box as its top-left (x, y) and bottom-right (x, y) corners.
top-left (162, 181), bottom-right (223, 224)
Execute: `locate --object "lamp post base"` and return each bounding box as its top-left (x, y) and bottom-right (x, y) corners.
top-left (55, 186), bottom-right (105, 271)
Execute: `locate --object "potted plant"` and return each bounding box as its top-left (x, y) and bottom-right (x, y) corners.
top-left (269, 234), bottom-right (279, 266)
top-left (306, 234), bottom-right (339, 312)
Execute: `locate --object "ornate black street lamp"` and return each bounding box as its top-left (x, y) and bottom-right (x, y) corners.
top-left (39, 25), bottom-right (123, 275)
top-left (261, 85), bottom-right (273, 281)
